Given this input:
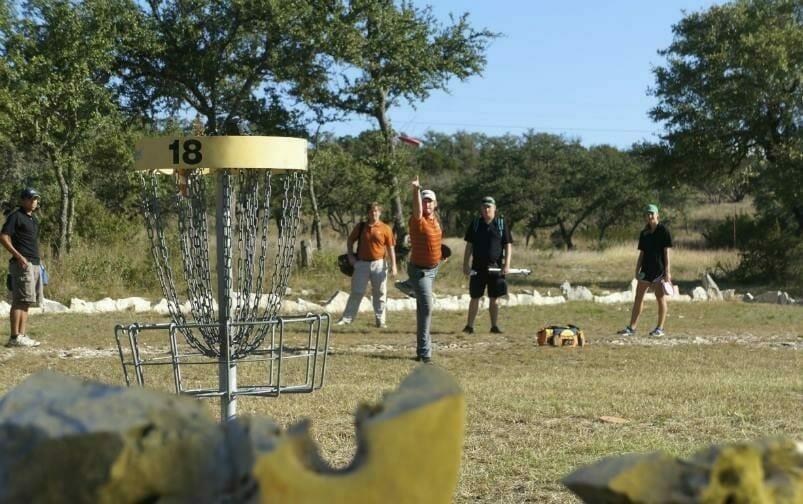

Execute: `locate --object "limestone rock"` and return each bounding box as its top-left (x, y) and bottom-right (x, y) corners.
top-left (114, 297), bottom-right (152, 312)
top-left (323, 291), bottom-right (350, 314)
top-left (0, 371), bottom-right (243, 503)
top-left (594, 291), bottom-right (633, 304)
top-left (743, 292), bottom-right (754, 302)
top-left (692, 286), bottom-right (708, 301)
top-left (563, 437), bottom-right (803, 504)
top-left (295, 298), bottom-right (324, 314)
top-left (38, 298), bottom-right (69, 313)
top-left (0, 366), bottom-right (466, 504)
top-left (386, 297), bottom-right (416, 311)
top-left (254, 364), bottom-right (465, 503)
top-left (721, 289), bottom-right (737, 301)
top-left (702, 273), bottom-right (723, 301)
top-left (561, 281), bottom-right (594, 302)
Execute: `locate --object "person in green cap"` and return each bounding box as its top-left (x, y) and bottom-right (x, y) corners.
top-left (462, 195), bottom-right (513, 334)
top-left (617, 203), bottom-right (673, 337)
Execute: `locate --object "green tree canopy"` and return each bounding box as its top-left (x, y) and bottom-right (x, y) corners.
top-left (311, 0), bottom-right (498, 239)
top-left (114, 0), bottom-right (333, 134)
top-left (650, 0), bottom-right (803, 233)
top-left (0, 0), bottom-right (127, 257)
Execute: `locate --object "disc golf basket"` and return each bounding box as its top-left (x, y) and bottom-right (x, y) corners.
top-left (114, 133), bottom-right (330, 420)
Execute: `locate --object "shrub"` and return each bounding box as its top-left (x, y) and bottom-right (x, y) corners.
top-left (702, 213), bottom-right (756, 249)
top-left (732, 216), bottom-right (803, 291)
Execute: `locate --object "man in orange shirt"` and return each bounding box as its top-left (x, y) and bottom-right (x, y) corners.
top-left (407, 176), bottom-right (442, 363)
top-left (337, 202), bottom-right (397, 328)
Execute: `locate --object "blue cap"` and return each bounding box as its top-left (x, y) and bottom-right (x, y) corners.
top-left (20, 188), bottom-right (40, 200)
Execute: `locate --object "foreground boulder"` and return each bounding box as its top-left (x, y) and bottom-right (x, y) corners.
top-left (563, 438), bottom-right (803, 503)
top-left (0, 366), bottom-right (465, 503)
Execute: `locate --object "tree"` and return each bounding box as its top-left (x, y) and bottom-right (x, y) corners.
top-left (316, 0), bottom-right (498, 242)
top-left (114, 0), bottom-right (332, 133)
top-left (310, 134), bottom-right (391, 234)
top-left (650, 0), bottom-right (803, 233)
top-left (0, 0), bottom-right (126, 257)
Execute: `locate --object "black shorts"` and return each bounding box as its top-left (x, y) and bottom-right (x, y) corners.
top-left (638, 269), bottom-right (664, 283)
top-left (469, 269), bottom-right (507, 299)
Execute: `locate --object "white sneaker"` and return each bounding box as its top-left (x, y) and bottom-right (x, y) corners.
top-left (6, 334), bottom-right (40, 347)
top-left (336, 319), bottom-right (352, 326)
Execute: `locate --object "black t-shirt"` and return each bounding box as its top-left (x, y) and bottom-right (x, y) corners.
top-left (638, 223), bottom-right (672, 279)
top-left (1, 208), bottom-right (40, 263)
top-left (464, 217), bottom-right (513, 268)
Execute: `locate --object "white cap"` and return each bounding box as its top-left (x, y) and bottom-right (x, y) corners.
top-left (420, 189), bottom-right (436, 202)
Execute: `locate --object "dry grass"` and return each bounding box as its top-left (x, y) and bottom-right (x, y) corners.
top-left (0, 301), bottom-right (800, 503)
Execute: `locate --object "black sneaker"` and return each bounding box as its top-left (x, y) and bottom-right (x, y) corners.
top-left (490, 326), bottom-right (503, 334)
top-left (462, 325), bottom-right (474, 334)
top-left (395, 279), bottom-right (416, 298)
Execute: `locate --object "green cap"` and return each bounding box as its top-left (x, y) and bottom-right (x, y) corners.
top-left (645, 204), bottom-right (659, 214)
top-left (481, 196), bottom-right (496, 206)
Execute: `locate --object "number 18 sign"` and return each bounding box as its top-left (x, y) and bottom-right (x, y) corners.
top-left (133, 136), bottom-right (308, 173)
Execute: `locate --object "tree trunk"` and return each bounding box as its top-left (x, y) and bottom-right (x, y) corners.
top-left (308, 168), bottom-right (323, 250)
top-left (375, 94), bottom-right (407, 246)
top-left (793, 202), bottom-right (803, 236)
top-left (53, 160), bottom-right (70, 260)
top-left (306, 124), bottom-right (324, 251)
top-left (559, 222), bottom-right (574, 250)
top-left (65, 159), bottom-right (75, 254)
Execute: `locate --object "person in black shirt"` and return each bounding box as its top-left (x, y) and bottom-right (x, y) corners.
top-left (617, 204), bottom-right (673, 337)
top-left (462, 196), bottom-right (513, 334)
top-left (1, 188), bottom-right (43, 347)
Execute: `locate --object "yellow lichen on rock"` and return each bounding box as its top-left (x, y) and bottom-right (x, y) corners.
top-left (254, 365), bottom-right (466, 503)
top-left (563, 438), bottom-right (803, 504)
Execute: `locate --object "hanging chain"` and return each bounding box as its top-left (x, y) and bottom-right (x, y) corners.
top-left (140, 168), bottom-right (304, 360)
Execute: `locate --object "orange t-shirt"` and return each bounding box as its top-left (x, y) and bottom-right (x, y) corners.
top-left (349, 221), bottom-right (395, 261)
top-left (409, 214), bottom-right (442, 267)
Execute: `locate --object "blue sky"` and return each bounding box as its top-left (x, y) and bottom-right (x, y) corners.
top-left (325, 0), bottom-right (720, 148)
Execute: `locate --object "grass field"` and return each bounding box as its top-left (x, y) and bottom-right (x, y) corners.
top-left (4, 200), bottom-right (801, 501)
top-left (1, 300), bottom-right (800, 502)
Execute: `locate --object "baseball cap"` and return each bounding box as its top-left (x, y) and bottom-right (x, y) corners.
top-left (481, 196), bottom-right (496, 206)
top-left (20, 188), bottom-right (40, 200)
top-left (645, 204), bottom-right (659, 214)
top-left (420, 189), bottom-right (436, 202)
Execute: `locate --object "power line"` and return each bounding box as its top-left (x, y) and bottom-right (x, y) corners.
top-left (337, 116), bottom-right (658, 135)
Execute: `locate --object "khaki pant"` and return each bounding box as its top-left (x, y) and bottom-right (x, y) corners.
top-left (341, 259), bottom-right (388, 324)
top-left (9, 260), bottom-right (43, 306)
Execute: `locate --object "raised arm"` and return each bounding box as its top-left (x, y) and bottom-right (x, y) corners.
top-left (411, 175), bottom-right (422, 220)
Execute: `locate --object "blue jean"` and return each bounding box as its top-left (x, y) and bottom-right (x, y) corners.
top-left (408, 263), bottom-right (439, 358)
